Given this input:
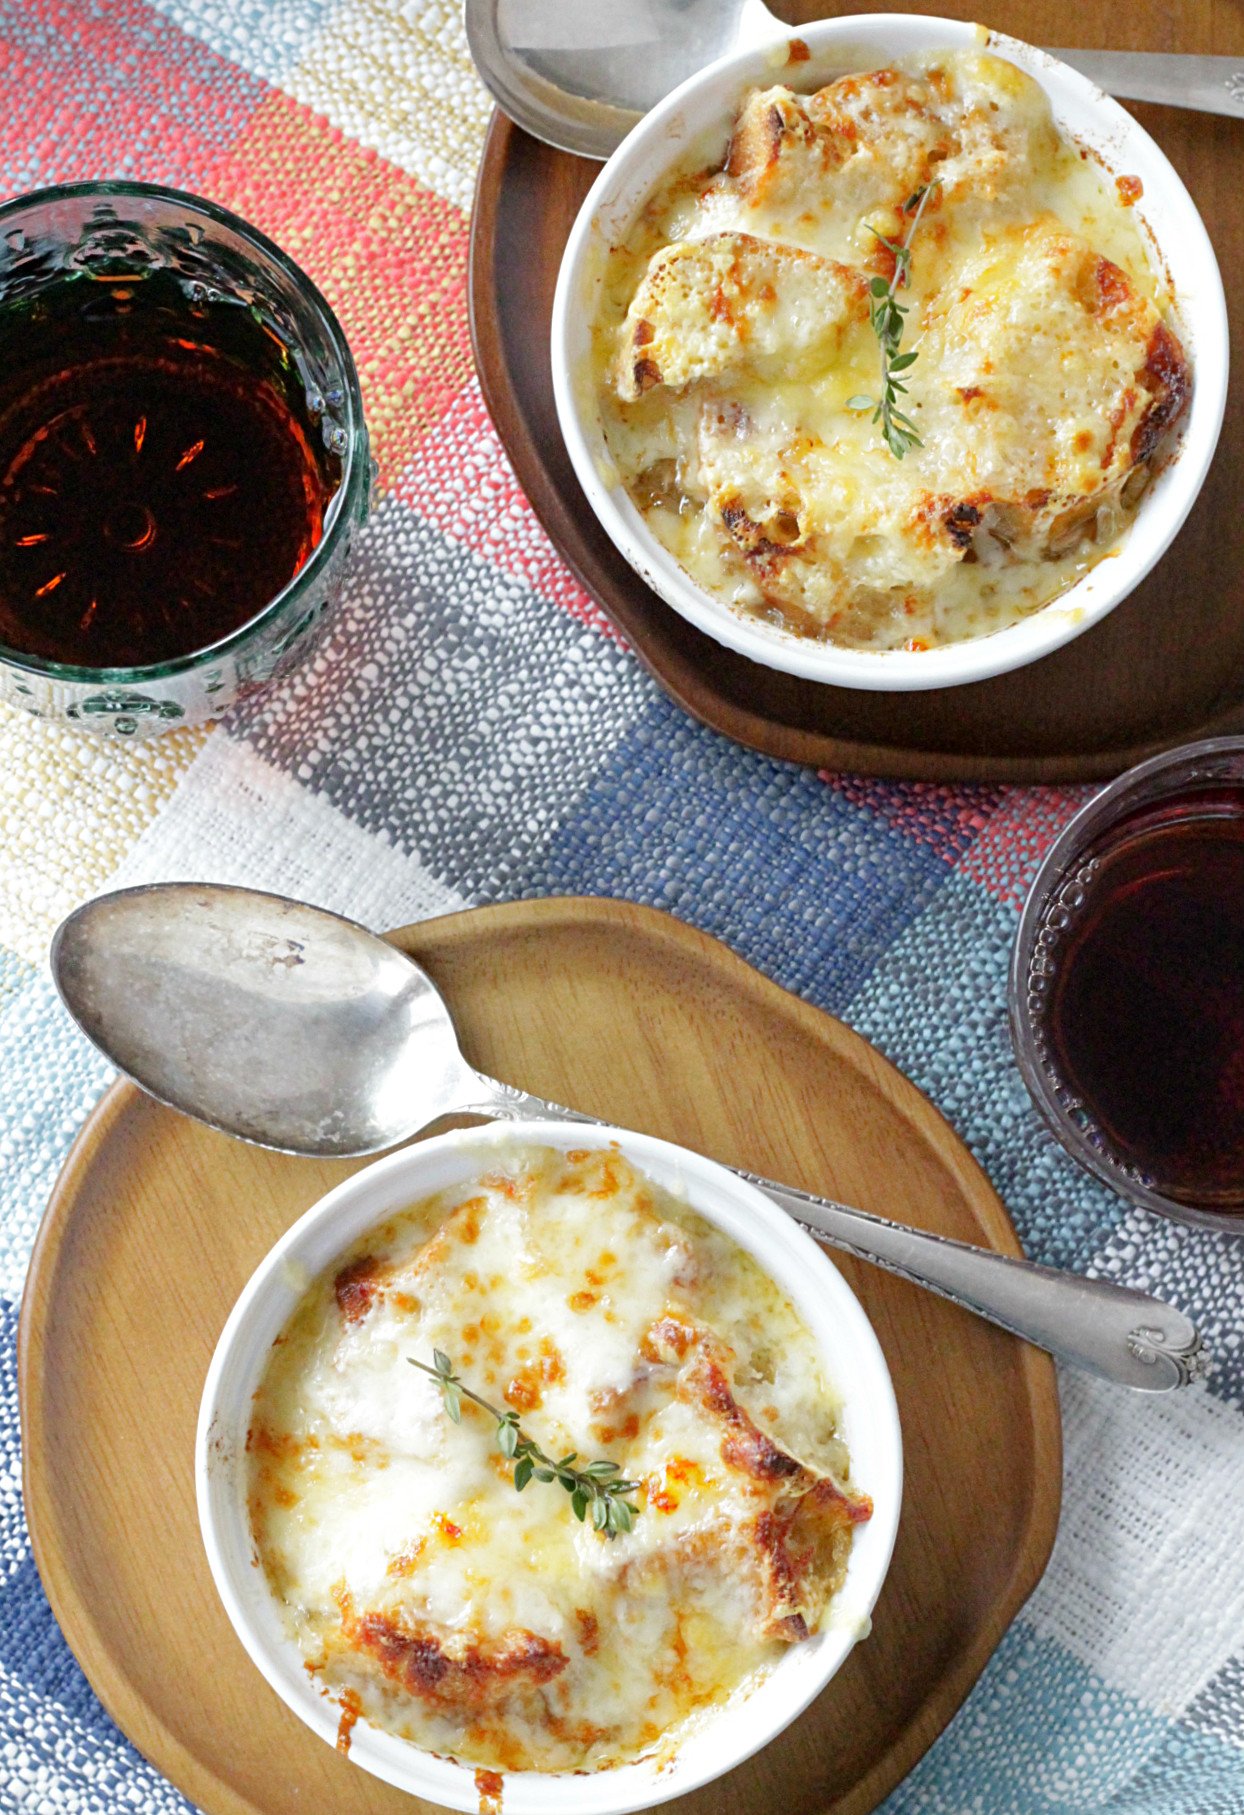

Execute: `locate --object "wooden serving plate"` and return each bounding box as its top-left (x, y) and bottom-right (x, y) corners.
top-left (20, 898), bottom-right (1060, 1815)
top-left (470, 0), bottom-right (1244, 781)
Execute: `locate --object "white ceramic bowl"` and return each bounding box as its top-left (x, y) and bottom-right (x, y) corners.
top-left (197, 1120), bottom-right (902, 1815)
top-left (552, 13), bottom-right (1228, 692)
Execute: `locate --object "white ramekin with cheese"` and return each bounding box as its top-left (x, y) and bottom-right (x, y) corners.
top-left (197, 1121), bottom-right (902, 1814)
top-left (552, 14), bottom-right (1227, 691)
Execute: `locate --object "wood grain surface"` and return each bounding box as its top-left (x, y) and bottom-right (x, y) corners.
top-left (19, 898), bottom-right (1060, 1815)
top-left (469, 0), bottom-right (1244, 781)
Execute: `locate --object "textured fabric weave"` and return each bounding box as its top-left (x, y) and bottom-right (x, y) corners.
top-left (1, 4), bottom-right (1242, 1812)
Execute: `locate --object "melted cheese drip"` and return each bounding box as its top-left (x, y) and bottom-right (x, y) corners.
top-left (248, 1146), bottom-right (858, 1775)
top-left (594, 50), bottom-right (1185, 651)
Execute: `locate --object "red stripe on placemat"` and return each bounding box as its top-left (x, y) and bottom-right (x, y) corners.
top-left (959, 785), bottom-right (1091, 909)
top-left (0, 0), bottom-right (266, 193)
top-left (820, 775), bottom-right (1091, 907)
top-left (199, 91), bottom-right (472, 486)
top-left (825, 774), bottom-right (1006, 867)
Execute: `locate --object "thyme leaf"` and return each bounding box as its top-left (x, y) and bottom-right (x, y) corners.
top-left (410, 1354), bottom-right (641, 1537)
top-left (848, 179), bottom-right (941, 459)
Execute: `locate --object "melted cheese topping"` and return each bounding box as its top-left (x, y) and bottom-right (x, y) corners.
top-left (595, 50), bottom-right (1190, 651)
top-left (248, 1145), bottom-right (869, 1775)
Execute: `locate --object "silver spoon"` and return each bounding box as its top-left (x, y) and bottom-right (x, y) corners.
top-left (50, 883), bottom-right (1206, 1390)
top-left (464, 0), bottom-right (1244, 159)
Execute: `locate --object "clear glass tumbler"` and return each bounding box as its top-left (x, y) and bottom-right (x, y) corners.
top-left (0, 181), bottom-right (371, 737)
top-left (1011, 735), bottom-right (1244, 1231)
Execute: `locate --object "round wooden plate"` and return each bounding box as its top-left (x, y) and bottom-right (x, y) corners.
top-left (20, 898), bottom-right (1060, 1815)
top-left (469, 0), bottom-right (1244, 782)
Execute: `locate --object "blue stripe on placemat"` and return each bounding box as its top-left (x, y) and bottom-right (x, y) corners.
top-left (0, 1297), bottom-right (26, 1597)
top-left (0, 1296), bottom-right (196, 1814)
top-left (150, 0), bottom-right (341, 87)
top-left (882, 1622), bottom-right (1172, 1814)
top-left (0, 970), bottom-right (114, 1304)
top-left (0, 1556), bottom-right (95, 1707)
top-left (528, 694), bottom-right (968, 1014)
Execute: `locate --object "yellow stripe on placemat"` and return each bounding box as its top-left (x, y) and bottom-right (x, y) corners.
top-left (284, 0), bottom-right (494, 213)
top-left (0, 703), bottom-right (209, 965)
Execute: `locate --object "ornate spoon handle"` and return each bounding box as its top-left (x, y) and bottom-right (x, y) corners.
top-left (469, 1071), bottom-right (1208, 1391)
top-left (1053, 49), bottom-right (1244, 119)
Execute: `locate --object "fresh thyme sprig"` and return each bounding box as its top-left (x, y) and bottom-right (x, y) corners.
top-left (410, 1350), bottom-right (640, 1537)
top-left (848, 179), bottom-right (941, 459)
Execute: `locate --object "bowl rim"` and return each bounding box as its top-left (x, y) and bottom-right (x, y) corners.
top-left (551, 12), bottom-right (1229, 693)
top-left (196, 1119), bottom-right (903, 1815)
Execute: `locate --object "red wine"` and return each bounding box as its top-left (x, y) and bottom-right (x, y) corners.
top-left (1045, 785), bottom-right (1244, 1210)
top-left (0, 269), bottom-right (337, 669)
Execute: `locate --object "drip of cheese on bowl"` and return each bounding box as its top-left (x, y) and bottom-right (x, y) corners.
top-left (593, 50), bottom-right (1189, 652)
top-left (247, 1144), bottom-right (870, 1775)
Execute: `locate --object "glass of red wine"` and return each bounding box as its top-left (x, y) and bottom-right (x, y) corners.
top-left (0, 183), bottom-right (372, 737)
top-left (1012, 737), bottom-right (1244, 1228)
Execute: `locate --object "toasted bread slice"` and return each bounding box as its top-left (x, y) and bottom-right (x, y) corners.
top-left (725, 85), bottom-right (821, 202)
top-left (614, 231), bottom-right (865, 401)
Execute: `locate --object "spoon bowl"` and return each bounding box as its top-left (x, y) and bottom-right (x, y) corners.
top-left (51, 884), bottom-right (474, 1156)
top-left (464, 0), bottom-right (776, 158)
top-left (464, 0), bottom-right (1244, 160)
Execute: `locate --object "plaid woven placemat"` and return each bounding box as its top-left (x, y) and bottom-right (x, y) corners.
top-left (1, 4), bottom-right (1242, 1811)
